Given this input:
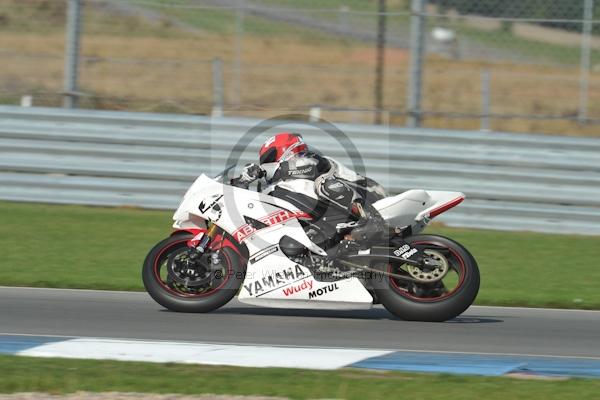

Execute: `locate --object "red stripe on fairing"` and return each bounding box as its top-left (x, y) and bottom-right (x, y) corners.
top-left (293, 212), bottom-right (312, 220)
top-left (429, 196), bottom-right (465, 218)
top-left (232, 209), bottom-right (312, 242)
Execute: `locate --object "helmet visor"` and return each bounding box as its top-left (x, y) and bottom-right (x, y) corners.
top-left (259, 147), bottom-right (277, 165)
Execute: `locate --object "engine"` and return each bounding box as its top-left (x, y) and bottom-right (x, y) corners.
top-left (279, 233), bottom-right (349, 281)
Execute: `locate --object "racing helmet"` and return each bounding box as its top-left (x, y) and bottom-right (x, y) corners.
top-left (259, 132), bottom-right (308, 165)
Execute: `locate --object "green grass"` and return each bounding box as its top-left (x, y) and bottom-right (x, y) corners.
top-left (134, 0), bottom-right (595, 66)
top-left (0, 201), bottom-right (170, 291)
top-left (453, 24), bottom-right (600, 66)
top-left (127, 0), bottom-right (363, 44)
top-left (1, 355), bottom-right (599, 399)
top-left (258, 0), bottom-right (409, 12)
top-left (1, 201), bottom-right (599, 309)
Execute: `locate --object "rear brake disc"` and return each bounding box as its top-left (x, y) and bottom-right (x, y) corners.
top-left (406, 249), bottom-right (449, 283)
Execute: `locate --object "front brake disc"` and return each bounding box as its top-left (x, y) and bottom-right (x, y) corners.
top-left (167, 249), bottom-right (212, 287)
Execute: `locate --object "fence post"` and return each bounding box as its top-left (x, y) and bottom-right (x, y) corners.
top-left (21, 96), bottom-right (33, 107)
top-left (212, 58), bottom-right (224, 118)
top-left (407, 0), bottom-right (426, 128)
top-left (337, 6), bottom-right (349, 33)
top-left (374, 0), bottom-right (387, 125)
top-left (63, 0), bottom-right (82, 109)
top-left (232, 0), bottom-right (245, 109)
top-left (481, 69), bottom-right (491, 131)
top-left (309, 106), bottom-right (322, 122)
top-left (578, 0), bottom-right (594, 124)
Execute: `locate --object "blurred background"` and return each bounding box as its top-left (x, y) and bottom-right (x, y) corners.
top-left (2, 0), bottom-right (600, 135)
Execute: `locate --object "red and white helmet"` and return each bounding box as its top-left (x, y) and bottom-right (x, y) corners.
top-left (259, 132), bottom-right (308, 165)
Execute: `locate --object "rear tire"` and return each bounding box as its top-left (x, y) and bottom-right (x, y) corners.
top-left (142, 234), bottom-right (244, 313)
top-left (372, 234), bottom-right (480, 322)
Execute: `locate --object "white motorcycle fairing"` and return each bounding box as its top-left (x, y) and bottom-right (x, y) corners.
top-left (173, 174), bottom-right (373, 310)
top-left (172, 174), bottom-right (464, 311)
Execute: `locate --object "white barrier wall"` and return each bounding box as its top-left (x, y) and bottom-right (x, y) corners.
top-left (1, 106), bottom-right (600, 235)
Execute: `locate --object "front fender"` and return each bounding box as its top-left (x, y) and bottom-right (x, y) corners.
top-left (171, 228), bottom-right (205, 238)
top-left (171, 229), bottom-right (246, 260)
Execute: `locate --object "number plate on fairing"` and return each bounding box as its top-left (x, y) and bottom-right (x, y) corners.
top-left (390, 240), bottom-right (421, 262)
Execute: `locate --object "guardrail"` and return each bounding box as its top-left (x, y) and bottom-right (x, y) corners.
top-left (1, 105), bottom-right (600, 235)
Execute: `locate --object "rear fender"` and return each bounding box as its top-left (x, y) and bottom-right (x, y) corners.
top-left (416, 192), bottom-right (465, 221)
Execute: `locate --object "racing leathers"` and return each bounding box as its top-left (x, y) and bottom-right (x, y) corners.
top-left (231, 151), bottom-right (389, 245)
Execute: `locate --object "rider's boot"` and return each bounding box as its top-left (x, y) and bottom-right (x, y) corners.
top-left (335, 213), bottom-right (390, 259)
top-left (349, 210), bottom-right (389, 248)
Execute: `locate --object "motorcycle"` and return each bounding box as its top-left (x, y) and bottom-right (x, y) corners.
top-left (142, 162), bottom-right (480, 322)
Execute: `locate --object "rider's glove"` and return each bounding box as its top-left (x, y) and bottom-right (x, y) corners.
top-left (240, 163), bottom-right (265, 183)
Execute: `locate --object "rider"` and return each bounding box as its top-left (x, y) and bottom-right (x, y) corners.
top-left (231, 132), bottom-right (390, 247)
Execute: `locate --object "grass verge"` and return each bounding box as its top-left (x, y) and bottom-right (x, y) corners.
top-left (1, 355), bottom-right (599, 400)
top-left (1, 201), bottom-right (599, 309)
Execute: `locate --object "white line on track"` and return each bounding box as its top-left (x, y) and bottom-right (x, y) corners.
top-left (2, 332), bottom-right (600, 361)
top-left (12, 337), bottom-right (391, 370)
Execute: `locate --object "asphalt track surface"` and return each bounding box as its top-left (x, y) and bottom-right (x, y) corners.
top-left (1, 287), bottom-right (599, 359)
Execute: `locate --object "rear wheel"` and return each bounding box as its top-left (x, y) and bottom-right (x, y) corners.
top-left (142, 234), bottom-right (244, 312)
top-left (372, 234), bottom-right (480, 322)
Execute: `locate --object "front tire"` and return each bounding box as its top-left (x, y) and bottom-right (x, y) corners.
top-left (142, 234), bottom-right (244, 313)
top-left (372, 234), bottom-right (480, 322)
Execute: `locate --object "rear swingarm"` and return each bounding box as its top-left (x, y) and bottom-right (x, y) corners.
top-left (337, 259), bottom-right (424, 283)
top-left (339, 243), bottom-right (450, 283)
top-left (344, 252), bottom-right (422, 267)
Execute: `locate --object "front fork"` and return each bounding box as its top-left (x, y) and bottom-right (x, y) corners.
top-left (183, 222), bottom-right (223, 282)
top-left (187, 222), bottom-right (218, 250)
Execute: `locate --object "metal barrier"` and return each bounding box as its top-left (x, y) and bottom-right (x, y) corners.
top-left (1, 105), bottom-right (599, 235)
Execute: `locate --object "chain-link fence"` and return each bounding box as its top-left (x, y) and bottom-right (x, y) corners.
top-left (1, 0), bottom-right (600, 135)
top-left (422, 0), bottom-right (600, 135)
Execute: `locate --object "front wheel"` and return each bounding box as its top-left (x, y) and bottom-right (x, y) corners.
top-left (371, 234), bottom-right (480, 322)
top-left (142, 234), bottom-right (244, 313)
